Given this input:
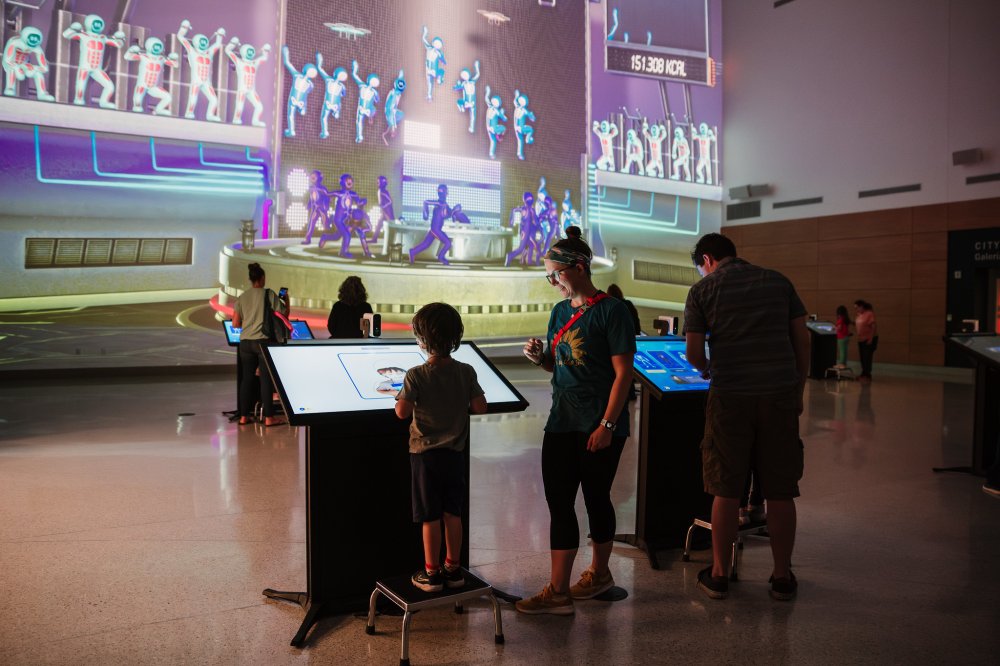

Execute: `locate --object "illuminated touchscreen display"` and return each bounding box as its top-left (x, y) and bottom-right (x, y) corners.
top-left (223, 319), bottom-right (313, 345)
top-left (263, 340), bottom-right (527, 423)
top-left (633, 336), bottom-right (710, 394)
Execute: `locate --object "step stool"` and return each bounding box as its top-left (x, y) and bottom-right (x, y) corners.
top-left (824, 366), bottom-right (856, 380)
top-left (365, 569), bottom-right (504, 666)
top-left (682, 518), bottom-right (769, 581)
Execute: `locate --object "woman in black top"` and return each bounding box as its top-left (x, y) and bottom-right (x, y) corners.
top-left (327, 276), bottom-right (373, 338)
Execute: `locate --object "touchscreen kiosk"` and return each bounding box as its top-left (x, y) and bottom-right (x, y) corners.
top-left (632, 336), bottom-right (710, 398)
top-left (806, 321), bottom-right (836, 335)
top-left (263, 340), bottom-right (528, 425)
top-left (805, 320), bottom-right (837, 378)
top-left (223, 319), bottom-right (314, 346)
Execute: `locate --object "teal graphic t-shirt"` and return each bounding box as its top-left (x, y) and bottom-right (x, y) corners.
top-left (544, 295), bottom-right (637, 435)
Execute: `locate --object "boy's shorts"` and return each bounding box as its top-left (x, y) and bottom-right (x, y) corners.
top-left (700, 388), bottom-right (804, 500)
top-left (410, 448), bottom-right (465, 523)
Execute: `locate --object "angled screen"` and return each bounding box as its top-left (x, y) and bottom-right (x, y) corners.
top-left (263, 339), bottom-right (527, 424)
top-left (806, 321), bottom-right (835, 335)
top-left (633, 336), bottom-right (710, 397)
top-left (223, 319), bottom-right (314, 345)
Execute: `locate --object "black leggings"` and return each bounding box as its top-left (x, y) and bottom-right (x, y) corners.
top-left (542, 430), bottom-right (626, 550)
top-left (858, 340), bottom-right (876, 378)
top-left (239, 339), bottom-right (274, 418)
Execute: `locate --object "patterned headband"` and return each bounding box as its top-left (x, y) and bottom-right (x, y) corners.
top-left (546, 248), bottom-right (591, 267)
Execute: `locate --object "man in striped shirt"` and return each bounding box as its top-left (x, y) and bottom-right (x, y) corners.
top-left (683, 233), bottom-right (809, 601)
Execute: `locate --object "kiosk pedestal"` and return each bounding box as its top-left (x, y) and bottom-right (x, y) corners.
top-left (805, 321), bottom-right (837, 379)
top-left (939, 335), bottom-right (1000, 476)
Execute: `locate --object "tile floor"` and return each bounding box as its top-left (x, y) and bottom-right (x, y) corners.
top-left (1, 366), bottom-right (998, 664)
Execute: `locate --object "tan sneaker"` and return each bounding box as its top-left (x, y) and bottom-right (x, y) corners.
top-left (515, 583), bottom-right (575, 615)
top-left (569, 568), bottom-right (615, 600)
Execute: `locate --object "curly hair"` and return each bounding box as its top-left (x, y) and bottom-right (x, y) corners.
top-left (412, 302), bottom-right (464, 357)
top-left (338, 276), bottom-right (368, 307)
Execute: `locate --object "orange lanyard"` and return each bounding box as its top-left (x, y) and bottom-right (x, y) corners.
top-left (553, 292), bottom-right (608, 349)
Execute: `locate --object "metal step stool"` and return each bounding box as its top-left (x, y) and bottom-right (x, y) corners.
top-left (682, 518), bottom-right (769, 581)
top-left (824, 365), bottom-right (856, 380)
top-left (365, 569), bottom-right (504, 666)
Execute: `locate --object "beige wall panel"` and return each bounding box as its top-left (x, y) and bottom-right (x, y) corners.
top-left (909, 343), bottom-right (945, 366)
top-left (912, 204), bottom-right (949, 232)
top-left (817, 208), bottom-right (912, 241)
top-left (774, 264), bottom-right (818, 292)
top-left (818, 235), bottom-right (912, 265)
top-left (911, 232), bottom-right (948, 261)
top-left (741, 241), bottom-right (818, 268)
top-left (722, 226), bottom-right (744, 247)
top-left (910, 289), bottom-right (946, 317)
top-left (741, 218), bottom-right (817, 246)
top-left (909, 316), bottom-right (945, 339)
top-left (911, 260), bottom-right (946, 289)
top-left (814, 290), bottom-right (911, 318)
top-left (818, 263), bottom-right (911, 290)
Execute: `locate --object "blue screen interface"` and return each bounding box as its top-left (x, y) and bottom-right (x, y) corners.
top-left (633, 337), bottom-right (710, 393)
top-left (224, 320), bottom-right (313, 344)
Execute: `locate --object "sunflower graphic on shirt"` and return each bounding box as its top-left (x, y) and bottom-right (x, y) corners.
top-left (557, 328), bottom-right (586, 366)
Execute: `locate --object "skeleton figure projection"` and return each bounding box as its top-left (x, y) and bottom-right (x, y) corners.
top-left (512, 89), bottom-right (536, 161)
top-left (421, 26), bottom-right (445, 101)
top-left (123, 37), bottom-right (178, 115)
top-left (317, 59), bottom-right (347, 139)
top-left (410, 184), bottom-right (466, 266)
top-left (371, 175), bottom-right (394, 244)
top-left (225, 37), bottom-right (270, 127)
top-left (351, 60), bottom-right (379, 143)
top-left (302, 170), bottom-right (332, 245)
top-left (320, 173), bottom-right (372, 258)
top-left (692, 122), bottom-right (717, 184)
top-left (534, 176), bottom-right (549, 217)
top-left (560, 190), bottom-right (581, 230)
top-left (177, 20), bottom-right (225, 121)
top-left (643, 121), bottom-right (667, 178)
top-left (592, 120), bottom-right (618, 172)
top-left (505, 191), bottom-right (542, 267)
top-left (484, 85), bottom-right (507, 159)
top-left (539, 196), bottom-right (561, 256)
top-left (671, 126), bottom-right (692, 181)
top-left (62, 15), bottom-right (125, 108)
top-left (623, 128), bottom-right (645, 176)
top-left (453, 60), bottom-right (480, 133)
top-left (382, 69), bottom-right (406, 144)
top-left (3, 26), bottom-right (54, 101)
top-left (282, 46), bottom-right (318, 137)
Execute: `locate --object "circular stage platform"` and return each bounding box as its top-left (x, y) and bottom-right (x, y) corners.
top-left (217, 240), bottom-right (617, 339)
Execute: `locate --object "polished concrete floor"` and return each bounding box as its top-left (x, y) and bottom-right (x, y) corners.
top-left (1, 366), bottom-right (998, 665)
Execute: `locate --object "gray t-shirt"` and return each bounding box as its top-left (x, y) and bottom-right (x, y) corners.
top-left (683, 257), bottom-right (806, 394)
top-left (234, 287), bottom-right (272, 341)
top-left (397, 359), bottom-right (485, 454)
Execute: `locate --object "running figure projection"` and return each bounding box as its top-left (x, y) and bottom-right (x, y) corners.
top-left (282, 46), bottom-right (318, 137)
top-left (320, 173), bottom-right (372, 258)
top-left (371, 175), bottom-right (394, 244)
top-left (317, 59), bottom-right (347, 138)
top-left (123, 37), bottom-right (178, 115)
top-left (484, 85), bottom-right (506, 159)
top-left (560, 190), bottom-right (581, 230)
top-left (382, 69), bottom-right (406, 144)
top-left (351, 60), bottom-right (379, 143)
top-left (512, 89), bottom-right (535, 160)
top-left (421, 26), bottom-right (445, 101)
top-left (592, 120), bottom-right (618, 172)
top-left (225, 37), bottom-right (270, 127)
top-left (643, 120), bottom-right (667, 178)
top-left (302, 169), bottom-right (331, 245)
top-left (692, 122), bottom-right (717, 184)
top-left (453, 60), bottom-right (480, 133)
top-left (505, 191), bottom-right (541, 267)
top-left (671, 127), bottom-right (691, 181)
top-left (177, 20), bottom-right (225, 121)
top-left (410, 184), bottom-right (466, 266)
top-left (62, 15), bottom-right (125, 108)
top-left (3, 26), bottom-right (54, 101)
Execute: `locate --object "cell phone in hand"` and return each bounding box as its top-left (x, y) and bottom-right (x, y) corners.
top-left (278, 287), bottom-right (288, 299)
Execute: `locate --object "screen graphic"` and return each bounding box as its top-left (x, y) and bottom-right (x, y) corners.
top-left (223, 319), bottom-right (314, 345)
top-left (632, 336), bottom-right (710, 394)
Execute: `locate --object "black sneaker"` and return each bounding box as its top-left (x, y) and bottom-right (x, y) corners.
top-left (442, 566), bottom-right (465, 589)
top-left (412, 568), bottom-right (443, 593)
top-left (769, 571), bottom-right (798, 600)
top-left (697, 566), bottom-right (728, 600)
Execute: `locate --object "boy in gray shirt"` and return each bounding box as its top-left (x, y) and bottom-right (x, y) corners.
top-left (395, 302), bottom-right (487, 592)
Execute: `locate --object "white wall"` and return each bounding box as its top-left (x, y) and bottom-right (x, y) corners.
top-left (722, 0), bottom-right (1000, 224)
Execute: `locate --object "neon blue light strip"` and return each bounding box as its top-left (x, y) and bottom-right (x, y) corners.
top-left (34, 126), bottom-right (259, 194)
top-left (90, 133), bottom-right (258, 188)
top-left (245, 147), bottom-right (266, 163)
top-left (199, 143), bottom-right (265, 170)
top-left (150, 139), bottom-right (260, 179)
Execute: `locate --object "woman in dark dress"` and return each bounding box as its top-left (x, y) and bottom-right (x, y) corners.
top-left (327, 276), bottom-right (373, 338)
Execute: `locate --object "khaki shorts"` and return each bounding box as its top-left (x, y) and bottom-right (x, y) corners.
top-left (701, 389), bottom-right (803, 500)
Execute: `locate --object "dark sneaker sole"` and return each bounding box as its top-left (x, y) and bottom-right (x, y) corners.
top-left (697, 580), bottom-right (728, 600)
top-left (570, 579), bottom-right (615, 600)
top-left (770, 588), bottom-right (796, 601)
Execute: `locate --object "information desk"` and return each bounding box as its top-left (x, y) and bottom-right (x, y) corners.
top-left (617, 336), bottom-right (712, 569)
top-left (942, 335), bottom-right (1000, 475)
top-left (261, 340), bottom-right (527, 647)
top-left (805, 321), bottom-right (837, 379)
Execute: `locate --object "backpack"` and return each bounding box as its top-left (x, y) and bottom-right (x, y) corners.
top-left (262, 289), bottom-right (291, 344)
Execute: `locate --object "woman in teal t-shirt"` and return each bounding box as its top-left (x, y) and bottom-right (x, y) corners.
top-left (517, 237), bottom-right (636, 616)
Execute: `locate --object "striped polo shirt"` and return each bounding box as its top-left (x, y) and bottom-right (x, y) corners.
top-left (683, 257), bottom-right (806, 394)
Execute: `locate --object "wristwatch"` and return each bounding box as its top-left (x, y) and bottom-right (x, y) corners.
top-left (600, 418), bottom-right (617, 432)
